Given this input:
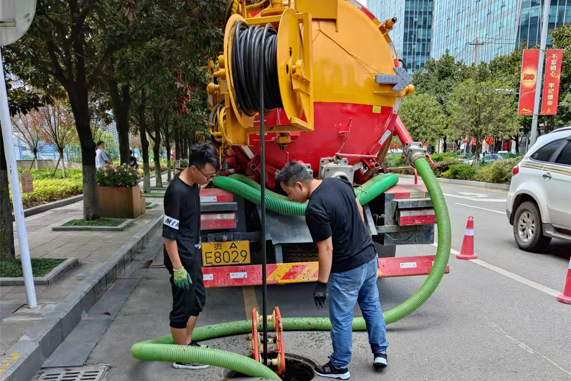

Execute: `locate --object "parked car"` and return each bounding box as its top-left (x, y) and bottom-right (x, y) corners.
top-left (506, 127), bottom-right (571, 251)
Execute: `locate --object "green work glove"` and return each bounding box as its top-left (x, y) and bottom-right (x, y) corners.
top-left (173, 267), bottom-right (192, 290)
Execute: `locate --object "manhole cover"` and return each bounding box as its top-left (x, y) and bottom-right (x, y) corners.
top-left (37, 366), bottom-right (107, 381)
top-left (225, 354), bottom-right (316, 381)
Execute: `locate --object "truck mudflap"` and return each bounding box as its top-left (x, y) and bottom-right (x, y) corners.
top-left (201, 256), bottom-right (449, 288)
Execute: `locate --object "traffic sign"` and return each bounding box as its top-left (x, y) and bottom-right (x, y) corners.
top-left (21, 170), bottom-right (33, 193)
top-left (0, 0), bottom-right (36, 46)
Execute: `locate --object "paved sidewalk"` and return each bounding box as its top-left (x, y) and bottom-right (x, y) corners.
top-left (0, 175), bottom-right (168, 355)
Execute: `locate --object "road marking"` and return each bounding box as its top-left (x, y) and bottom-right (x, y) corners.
top-left (489, 323), bottom-right (571, 377)
top-left (439, 245), bottom-right (561, 297)
top-left (458, 191), bottom-right (488, 198)
top-left (455, 203), bottom-right (505, 215)
top-left (242, 286), bottom-right (259, 320)
top-left (443, 193), bottom-right (506, 203)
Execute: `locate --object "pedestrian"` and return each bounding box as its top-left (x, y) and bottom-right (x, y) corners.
top-left (276, 161), bottom-right (388, 380)
top-left (95, 141), bottom-right (112, 169)
top-left (162, 144), bottom-right (219, 370)
top-left (129, 150), bottom-right (139, 170)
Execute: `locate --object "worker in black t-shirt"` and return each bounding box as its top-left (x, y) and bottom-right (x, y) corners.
top-left (276, 161), bottom-right (388, 380)
top-left (162, 144), bottom-right (219, 370)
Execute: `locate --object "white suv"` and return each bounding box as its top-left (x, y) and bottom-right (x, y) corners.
top-left (507, 127), bottom-right (571, 252)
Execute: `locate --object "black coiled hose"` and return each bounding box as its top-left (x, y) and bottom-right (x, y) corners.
top-left (232, 21), bottom-right (283, 116)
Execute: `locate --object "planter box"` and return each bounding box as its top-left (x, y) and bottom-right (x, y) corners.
top-left (97, 185), bottom-right (146, 218)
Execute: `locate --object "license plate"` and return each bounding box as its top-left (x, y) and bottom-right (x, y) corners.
top-left (202, 241), bottom-right (251, 266)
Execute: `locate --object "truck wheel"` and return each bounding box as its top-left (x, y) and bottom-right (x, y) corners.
top-left (374, 242), bottom-right (396, 258)
top-left (513, 201), bottom-right (551, 252)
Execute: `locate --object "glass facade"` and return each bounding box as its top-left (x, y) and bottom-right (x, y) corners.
top-left (367, 0), bottom-right (434, 73)
top-left (431, 0), bottom-right (522, 65)
top-left (517, 0), bottom-right (571, 48)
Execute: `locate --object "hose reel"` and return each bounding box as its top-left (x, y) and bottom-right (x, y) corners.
top-left (209, 8), bottom-right (313, 146)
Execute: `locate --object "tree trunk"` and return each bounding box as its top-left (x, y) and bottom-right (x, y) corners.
top-left (68, 84), bottom-right (99, 220)
top-left (153, 111), bottom-right (163, 188)
top-left (166, 141), bottom-right (172, 182)
top-left (34, 153), bottom-right (39, 171)
top-left (138, 90), bottom-right (151, 193)
top-left (174, 121), bottom-right (181, 169)
top-left (0, 132), bottom-right (15, 261)
top-left (109, 80), bottom-right (131, 164)
top-left (60, 150), bottom-right (66, 179)
top-left (153, 143), bottom-right (162, 188)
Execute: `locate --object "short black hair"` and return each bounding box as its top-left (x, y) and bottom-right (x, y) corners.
top-left (130, 150), bottom-right (133, 155)
top-left (276, 161), bottom-right (313, 187)
top-left (189, 144), bottom-right (219, 170)
top-left (96, 141), bottom-right (104, 147)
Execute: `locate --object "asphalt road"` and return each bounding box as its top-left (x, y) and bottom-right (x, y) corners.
top-left (41, 180), bottom-right (571, 381)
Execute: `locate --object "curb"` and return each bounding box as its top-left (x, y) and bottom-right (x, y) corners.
top-left (397, 174), bottom-right (510, 191)
top-left (0, 258), bottom-right (78, 286)
top-left (51, 218), bottom-right (134, 232)
top-left (0, 213), bottom-right (164, 381)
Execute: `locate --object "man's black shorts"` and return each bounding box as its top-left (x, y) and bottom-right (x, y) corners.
top-left (167, 259), bottom-right (206, 329)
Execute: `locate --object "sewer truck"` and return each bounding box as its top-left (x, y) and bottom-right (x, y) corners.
top-left (197, 0), bottom-right (447, 288)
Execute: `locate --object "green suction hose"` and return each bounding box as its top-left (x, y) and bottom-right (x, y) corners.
top-left (132, 157), bottom-right (451, 377)
top-left (213, 173), bottom-right (399, 216)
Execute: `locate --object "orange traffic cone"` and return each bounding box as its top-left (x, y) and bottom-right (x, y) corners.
top-left (557, 258), bottom-right (571, 304)
top-left (456, 216), bottom-right (478, 260)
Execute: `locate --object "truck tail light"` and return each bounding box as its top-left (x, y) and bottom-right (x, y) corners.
top-left (512, 165), bottom-right (519, 176)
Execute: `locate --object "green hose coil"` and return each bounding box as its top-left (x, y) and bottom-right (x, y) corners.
top-left (213, 173), bottom-right (399, 216)
top-left (132, 158), bottom-right (451, 378)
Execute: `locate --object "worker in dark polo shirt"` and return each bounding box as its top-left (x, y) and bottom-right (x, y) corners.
top-left (163, 144), bottom-right (219, 370)
top-left (276, 161), bottom-right (388, 380)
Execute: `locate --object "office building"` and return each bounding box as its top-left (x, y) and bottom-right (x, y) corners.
top-left (517, 0), bottom-right (571, 48)
top-left (366, 0), bottom-right (434, 73)
top-left (367, 0), bottom-right (571, 71)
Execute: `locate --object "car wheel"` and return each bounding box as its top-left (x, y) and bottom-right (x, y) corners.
top-left (513, 201), bottom-right (551, 252)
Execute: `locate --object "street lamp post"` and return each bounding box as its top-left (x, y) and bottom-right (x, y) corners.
top-left (530, 0), bottom-right (552, 147)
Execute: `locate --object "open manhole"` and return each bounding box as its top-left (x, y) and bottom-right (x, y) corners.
top-left (225, 354), bottom-right (316, 381)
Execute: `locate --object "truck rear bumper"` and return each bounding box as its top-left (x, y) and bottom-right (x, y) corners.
top-left (202, 255), bottom-right (449, 288)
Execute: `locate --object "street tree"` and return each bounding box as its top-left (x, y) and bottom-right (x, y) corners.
top-left (4, 0), bottom-right (127, 220)
top-left (412, 51), bottom-right (473, 149)
top-left (448, 79), bottom-right (518, 165)
top-left (12, 111), bottom-right (45, 171)
top-left (38, 101), bottom-right (77, 178)
top-left (399, 93), bottom-right (447, 147)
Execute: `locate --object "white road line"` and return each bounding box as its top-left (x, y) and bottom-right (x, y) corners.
top-left (443, 193), bottom-right (506, 203)
top-left (455, 203), bottom-right (505, 215)
top-left (434, 245), bottom-right (561, 297)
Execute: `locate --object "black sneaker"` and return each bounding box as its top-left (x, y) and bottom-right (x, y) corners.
top-left (172, 342), bottom-right (210, 370)
top-left (373, 352), bottom-right (388, 369)
top-left (314, 361), bottom-right (350, 380)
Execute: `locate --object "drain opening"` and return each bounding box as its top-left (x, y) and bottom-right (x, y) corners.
top-left (225, 354), bottom-right (315, 381)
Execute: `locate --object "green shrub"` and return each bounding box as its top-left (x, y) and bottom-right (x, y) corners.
top-left (97, 164), bottom-right (141, 187)
top-left (433, 160), bottom-right (460, 176)
top-left (442, 164), bottom-right (476, 180)
top-left (10, 177), bottom-right (83, 208)
top-left (18, 168), bottom-right (82, 180)
top-left (474, 165), bottom-right (494, 182)
top-left (488, 157), bottom-right (524, 183)
top-left (431, 152), bottom-right (458, 162)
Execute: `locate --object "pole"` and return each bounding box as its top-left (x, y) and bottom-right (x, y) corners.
top-left (0, 48), bottom-right (37, 308)
top-left (530, 0), bottom-right (551, 147)
top-left (473, 38), bottom-right (479, 66)
top-left (259, 24), bottom-right (269, 366)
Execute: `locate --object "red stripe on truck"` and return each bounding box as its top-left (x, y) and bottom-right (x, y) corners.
top-left (200, 213), bottom-right (236, 230)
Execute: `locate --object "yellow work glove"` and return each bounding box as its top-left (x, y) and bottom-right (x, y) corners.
top-left (173, 267), bottom-right (192, 290)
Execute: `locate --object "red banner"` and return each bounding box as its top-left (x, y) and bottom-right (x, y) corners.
top-left (541, 50), bottom-right (563, 115)
top-left (518, 49), bottom-right (540, 115)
